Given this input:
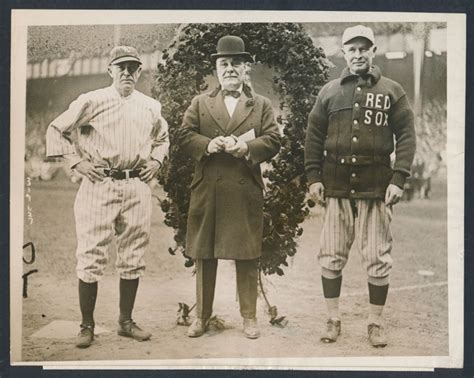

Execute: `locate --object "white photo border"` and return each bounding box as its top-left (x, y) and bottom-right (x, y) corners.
top-left (10, 9), bottom-right (466, 370)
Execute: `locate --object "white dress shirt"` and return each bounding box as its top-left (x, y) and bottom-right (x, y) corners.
top-left (223, 85), bottom-right (243, 117)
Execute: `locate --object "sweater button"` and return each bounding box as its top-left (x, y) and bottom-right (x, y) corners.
top-left (351, 172), bottom-right (356, 178)
top-left (350, 189), bottom-right (355, 194)
top-left (352, 136), bottom-right (358, 142)
top-left (354, 102), bottom-right (360, 107)
top-left (340, 158), bottom-right (345, 164)
top-left (353, 119), bottom-right (358, 125)
top-left (356, 87), bottom-right (361, 92)
top-left (352, 157), bottom-right (357, 163)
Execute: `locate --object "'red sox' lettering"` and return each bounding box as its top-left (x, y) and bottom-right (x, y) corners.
top-left (364, 93), bottom-right (390, 126)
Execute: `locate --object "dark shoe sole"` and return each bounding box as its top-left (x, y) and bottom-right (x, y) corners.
top-left (245, 334), bottom-right (260, 340)
top-left (320, 337), bottom-right (337, 343)
top-left (76, 338), bottom-right (93, 348)
top-left (76, 342), bottom-right (92, 348)
top-left (187, 330), bottom-right (205, 338)
top-left (117, 330), bottom-right (151, 341)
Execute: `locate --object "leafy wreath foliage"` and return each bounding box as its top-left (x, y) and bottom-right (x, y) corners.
top-left (152, 23), bottom-right (330, 275)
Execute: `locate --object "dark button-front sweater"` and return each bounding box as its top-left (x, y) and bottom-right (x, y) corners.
top-left (305, 65), bottom-right (416, 199)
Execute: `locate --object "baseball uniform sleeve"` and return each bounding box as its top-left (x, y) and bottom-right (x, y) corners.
top-left (62, 152), bottom-right (83, 169)
top-left (179, 96), bottom-right (212, 162)
top-left (149, 101), bottom-right (170, 165)
top-left (245, 97), bottom-right (281, 165)
top-left (388, 93), bottom-right (416, 188)
top-left (304, 85), bottom-right (329, 185)
top-left (46, 94), bottom-right (92, 157)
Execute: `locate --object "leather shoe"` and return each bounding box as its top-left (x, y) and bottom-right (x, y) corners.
top-left (368, 323), bottom-right (387, 348)
top-left (243, 317), bottom-right (260, 339)
top-left (321, 318), bottom-right (341, 343)
top-left (187, 318), bottom-right (208, 337)
top-left (76, 324), bottom-right (94, 348)
top-left (117, 319), bottom-right (151, 341)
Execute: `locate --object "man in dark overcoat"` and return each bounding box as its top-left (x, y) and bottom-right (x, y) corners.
top-left (179, 35), bottom-right (281, 339)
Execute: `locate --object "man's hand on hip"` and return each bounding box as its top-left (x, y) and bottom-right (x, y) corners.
top-left (140, 159), bottom-right (161, 182)
top-left (309, 182), bottom-right (325, 206)
top-left (385, 184), bottom-right (403, 206)
top-left (74, 160), bottom-right (106, 183)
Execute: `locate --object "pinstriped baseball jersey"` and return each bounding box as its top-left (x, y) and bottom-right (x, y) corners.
top-left (46, 85), bottom-right (169, 282)
top-left (46, 85), bottom-right (169, 169)
top-left (319, 197), bottom-right (393, 278)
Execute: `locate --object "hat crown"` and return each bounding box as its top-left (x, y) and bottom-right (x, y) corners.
top-left (109, 45), bottom-right (142, 65)
top-left (216, 35), bottom-right (246, 55)
top-left (342, 25), bottom-right (375, 45)
top-left (210, 35), bottom-right (253, 62)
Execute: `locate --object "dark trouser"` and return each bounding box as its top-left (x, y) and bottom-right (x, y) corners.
top-left (195, 258), bottom-right (258, 319)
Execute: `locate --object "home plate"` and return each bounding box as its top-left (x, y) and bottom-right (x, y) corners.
top-left (31, 320), bottom-right (109, 339)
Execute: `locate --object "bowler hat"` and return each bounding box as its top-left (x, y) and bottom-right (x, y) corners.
top-left (211, 35), bottom-right (253, 62)
top-left (109, 46), bottom-right (142, 65)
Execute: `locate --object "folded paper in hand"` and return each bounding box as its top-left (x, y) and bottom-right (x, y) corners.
top-left (236, 129), bottom-right (256, 143)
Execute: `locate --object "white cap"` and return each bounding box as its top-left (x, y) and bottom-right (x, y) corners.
top-left (342, 25), bottom-right (375, 45)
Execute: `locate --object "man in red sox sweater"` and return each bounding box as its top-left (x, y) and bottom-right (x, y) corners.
top-left (304, 25), bottom-right (416, 347)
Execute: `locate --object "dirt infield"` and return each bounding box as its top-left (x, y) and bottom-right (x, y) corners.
top-left (20, 174), bottom-right (448, 363)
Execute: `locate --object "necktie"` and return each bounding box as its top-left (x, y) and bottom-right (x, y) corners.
top-left (222, 90), bottom-right (241, 98)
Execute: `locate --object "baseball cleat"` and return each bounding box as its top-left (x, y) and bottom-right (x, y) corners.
top-left (321, 318), bottom-right (341, 343)
top-left (76, 324), bottom-right (94, 348)
top-left (368, 323), bottom-right (387, 348)
top-left (117, 320), bottom-right (151, 341)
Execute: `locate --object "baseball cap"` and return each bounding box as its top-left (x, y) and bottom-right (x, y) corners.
top-left (109, 46), bottom-right (142, 65)
top-left (342, 25), bottom-right (375, 46)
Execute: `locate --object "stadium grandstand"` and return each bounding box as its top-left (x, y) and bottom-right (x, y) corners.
top-left (25, 23), bottom-right (446, 199)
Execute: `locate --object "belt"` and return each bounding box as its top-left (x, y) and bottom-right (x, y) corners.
top-left (104, 169), bottom-right (141, 180)
top-left (325, 154), bottom-right (390, 166)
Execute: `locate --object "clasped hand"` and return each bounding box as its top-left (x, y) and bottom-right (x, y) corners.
top-left (207, 135), bottom-right (249, 158)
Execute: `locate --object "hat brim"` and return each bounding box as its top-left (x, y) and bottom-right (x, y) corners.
top-left (211, 52), bottom-right (253, 63)
top-left (110, 56), bottom-right (142, 65)
top-left (342, 36), bottom-right (375, 46)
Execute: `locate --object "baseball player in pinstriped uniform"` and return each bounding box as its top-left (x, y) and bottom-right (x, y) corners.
top-left (46, 46), bottom-right (169, 348)
top-left (304, 26), bottom-right (416, 347)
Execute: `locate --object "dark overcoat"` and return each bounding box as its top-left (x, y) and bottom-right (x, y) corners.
top-left (179, 88), bottom-right (281, 260)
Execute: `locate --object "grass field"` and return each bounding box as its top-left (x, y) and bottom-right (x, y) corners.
top-left (19, 172), bottom-right (449, 363)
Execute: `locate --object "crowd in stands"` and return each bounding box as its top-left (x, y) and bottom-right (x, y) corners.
top-left (403, 100), bottom-right (447, 199)
top-left (25, 109), bottom-right (81, 182)
top-left (28, 24), bottom-right (178, 63)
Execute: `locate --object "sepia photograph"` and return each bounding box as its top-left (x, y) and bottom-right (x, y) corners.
top-left (10, 10), bottom-right (465, 370)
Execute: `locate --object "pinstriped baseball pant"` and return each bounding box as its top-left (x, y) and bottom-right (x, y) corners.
top-left (319, 197), bottom-right (393, 278)
top-left (74, 177), bottom-right (152, 283)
